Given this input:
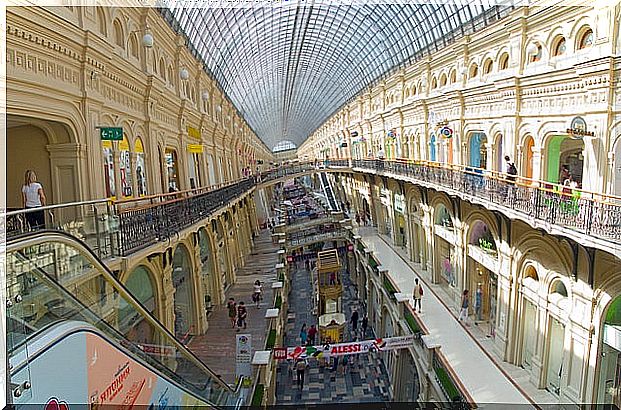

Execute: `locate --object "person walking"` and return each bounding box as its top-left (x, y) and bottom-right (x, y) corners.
top-left (350, 309), bottom-right (359, 333)
top-left (361, 315), bottom-right (368, 338)
top-left (236, 301), bottom-right (248, 331)
top-left (227, 298), bottom-right (237, 329)
top-left (307, 324), bottom-right (317, 345)
top-left (300, 324), bottom-right (308, 346)
top-left (458, 290), bottom-right (470, 325)
top-left (474, 284), bottom-right (483, 324)
top-left (355, 213), bottom-right (361, 225)
top-left (504, 156), bottom-right (518, 183)
top-left (412, 278), bottom-right (423, 313)
top-left (252, 280), bottom-right (263, 309)
top-left (296, 358), bottom-right (307, 390)
top-left (22, 170), bottom-right (47, 229)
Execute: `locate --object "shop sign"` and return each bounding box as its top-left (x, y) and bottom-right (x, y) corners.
top-left (387, 129), bottom-right (397, 139)
top-left (187, 125), bottom-right (201, 140)
top-left (350, 131), bottom-right (359, 138)
top-left (273, 347), bottom-right (287, 360)
top-left (99, 127), bottom-right (123, 141)
top-left (394, 194), bottom-right (406, 214)
top-left (188, 144), bottom-right (203, 154)
top-left (566, 116), bottom-right (595, 139)
top-left (439, 126), bottom-right (453, 138)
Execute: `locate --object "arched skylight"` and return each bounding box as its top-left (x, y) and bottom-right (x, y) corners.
top-left (161, 1), bottom-right (515, 148)
top-left (272, 140), bottom-right (297, 153)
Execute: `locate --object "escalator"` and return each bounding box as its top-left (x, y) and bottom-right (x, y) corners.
top-left (7, 231), bottom-right (246, 408)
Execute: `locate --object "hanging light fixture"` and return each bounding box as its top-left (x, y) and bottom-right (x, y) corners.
top-left (180, 68), bottom-right (189, 80)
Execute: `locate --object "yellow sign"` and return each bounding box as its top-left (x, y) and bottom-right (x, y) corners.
top-left (102, 140), bottom-right (112, 149)
top-left (188, 144), bottom-right (204, 153)
top-left (134, 138), bottom-right (144, 153)
top-left (187, 126), bottom-right (201, 140)
top-left (119, 136), bottom-right (129, 151)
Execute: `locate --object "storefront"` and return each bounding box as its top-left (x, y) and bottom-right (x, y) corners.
top-left (393, 193), bottom-right (407, 248)
top-left (119, 136), bottom-right (133, 198)
top-left (172, 244), bottom-right (194, 339)
top-left (165, 148), bottom-right (180, 191)
top-left (187, 143), bottom-right (203, 189)
top-left (469, 132), bottom-right (488, 169)
top-left (102, 140), bottom-right (116, 198)
top-left (134, 138), bottom-right (147, 197)
top-left (434, 204), bottom-right (456, 289)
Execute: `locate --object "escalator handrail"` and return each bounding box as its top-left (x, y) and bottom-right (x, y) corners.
top-left (7, 230), bottom-right (245, 397)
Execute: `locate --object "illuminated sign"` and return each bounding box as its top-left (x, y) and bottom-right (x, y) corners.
top-left (99, 127), bottom-right (123, 141)
top-left (187, 126), bottom-right (201, 140)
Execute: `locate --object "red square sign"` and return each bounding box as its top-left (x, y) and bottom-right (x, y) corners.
top-left (273, 347), bottom-right (287, 360)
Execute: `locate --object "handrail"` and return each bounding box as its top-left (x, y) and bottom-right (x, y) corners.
top-left (4, 198), bottom-right (111, 216)
top-left (7, 230), bottom-right (242, 397)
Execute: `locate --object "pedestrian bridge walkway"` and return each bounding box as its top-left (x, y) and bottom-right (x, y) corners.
top-left (357, 227), bottom-right (534, 406)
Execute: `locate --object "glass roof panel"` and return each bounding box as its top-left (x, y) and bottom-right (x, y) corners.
top-left (162, 1), bottom-right (514, 147)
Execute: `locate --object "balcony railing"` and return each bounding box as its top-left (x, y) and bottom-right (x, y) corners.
top-left (345, 158), bottom-right (620, 245)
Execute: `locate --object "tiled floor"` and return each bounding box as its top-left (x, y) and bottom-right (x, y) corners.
top-left (275, 260), bottom-right (392, 404)
top-left (357, 226), bottom-right (545, 406)
top-left (187, 230), bottom-right (279, 384)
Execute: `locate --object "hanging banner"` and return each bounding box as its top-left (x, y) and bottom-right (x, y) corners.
top-left (280, 335), bottom-right (416, 361)
top-left (188, 144), bottom-right (204, 154)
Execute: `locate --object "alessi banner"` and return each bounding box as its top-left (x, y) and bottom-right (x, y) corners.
top-left (282, 335), bottom-right (416, 360)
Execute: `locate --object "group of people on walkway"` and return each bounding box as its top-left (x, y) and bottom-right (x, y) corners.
top-left (226, 297), bottom-right (248, 332)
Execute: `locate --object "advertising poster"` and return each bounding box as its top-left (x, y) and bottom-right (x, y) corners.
top-left (135, 139), bottom-right (147, 197)
top-left (284, 335), bottom-right (416, 361)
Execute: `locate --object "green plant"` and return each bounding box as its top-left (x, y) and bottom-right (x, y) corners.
top-left (274, 295), bottom-right (282, 309)
top-left (434, 366), bottom-right (461, 401)
top-left (266, 329), bottom-right (277, 349)
top-left (368, 256), bottom-right (378, 269)
top-left (404, 310), bottom-right (421, 334)
top-left (251, 384), bottom-right (264, 407)
top-left (383, 278), bottom-right (397, 294)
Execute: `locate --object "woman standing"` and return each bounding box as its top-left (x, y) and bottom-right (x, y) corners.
top-left (300, 323), bottom-right (308, 346)
top-left (252, 280), bottom-right (263, 309)
top-left (458, 289), bottom-right (470, 326)
top-left (22, 170), bottom-right (47, 229)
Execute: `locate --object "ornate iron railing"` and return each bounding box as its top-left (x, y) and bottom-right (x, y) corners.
top-left (347, 159), bottom-right (621, 245)
top-left (115, 178), bottom-right (255, 255)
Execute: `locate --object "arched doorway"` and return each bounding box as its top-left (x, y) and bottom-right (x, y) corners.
top-left (433, 204), bottom-right (456, 289)
top-left (520, 265), bottom-right (540, 372)
top-left (597, 295), bottom-right (621, 407)
top-left (408, 197), bottom-right (423, 265)
top-left (545, 135), bottom-right (585, 186)
top-left (546, 279), bottom-right (568, 395)
top-left (165, 148), bottom-right (180, 191)
top-left (523, 136), bottom-right (535, 180)
top-left (381, 307), bottom-right (395, 381)
top-left (172, 244), bottom-right (195, 339)
top-left (7, 115), bottom-right (78, 208)
top-left (469, 132), bottom-right (488, 169)
top-left (494, 134), bottom-right (504, 172)
top-left (466, 220), bottom-right (499, 329)
top-left (122, 265), bottom-right (156, 344)
top-left (198, 228), bottom-right (217, 312)
top-left (429, 134), bottom-right (437, 162)
top-left (613, 138), bottom-right (621, 196)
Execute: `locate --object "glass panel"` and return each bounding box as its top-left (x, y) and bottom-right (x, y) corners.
top-left (7, 235), bottom-right (240, 406)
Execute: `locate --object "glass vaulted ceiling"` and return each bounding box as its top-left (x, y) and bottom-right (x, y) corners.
top-left (163, 1), bottom-right (514, 149)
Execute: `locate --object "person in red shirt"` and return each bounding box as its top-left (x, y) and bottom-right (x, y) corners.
top-left (307, 324), bottom-right (317, 345)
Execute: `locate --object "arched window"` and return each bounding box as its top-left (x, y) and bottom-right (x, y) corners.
top-left (113, 19), bottom-right (124, 48)
top-left (97, 7), bottom-right (106, 36)
top-left (404, 87), bottom-right (410, 98)
top-left (412, 85), bottom-right (417, 95)
top-left (483, 58), bottom-right (493, 75)
top-left (499, 53), bottom-right (509, 70)
top-left (577, 27), bottom-right (593, 49)
top-left (128, 34), bottom-right (139, 59)
top-left (167, 65), bottom-right (174, 86)
top-left (439, 73), bottom-right (447, 87)
top-left (552, 36), bottom-right (566, 57)
top-left (469, 63), bottom-right (478, 79)
top-left (431, 77), bottom-right (438, 90)
top-left (450, 69), bottom-right (457, 83)
top-left (529, 43), bottom-right (542, 63)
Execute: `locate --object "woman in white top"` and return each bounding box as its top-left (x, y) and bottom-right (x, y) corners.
top-left (252, 280), bottom-right (263, 309)
top-left (22, 170), bottom-right (47, 229)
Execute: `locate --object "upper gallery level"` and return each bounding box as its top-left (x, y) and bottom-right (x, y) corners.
top-left (7, 6), bottom-right (274, 202)
top-left (299, 2), bottom-right (621, 198)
